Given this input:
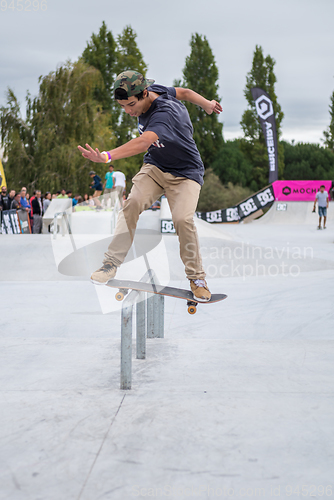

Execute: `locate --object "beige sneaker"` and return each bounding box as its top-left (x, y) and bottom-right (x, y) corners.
top-left (190, 279), bottom-right (211, 302)
top-left (90, 262), bottom-right (117, 285)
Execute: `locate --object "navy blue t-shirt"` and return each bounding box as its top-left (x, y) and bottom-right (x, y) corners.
top-left (138, 85), bottom-right (204, 186)
top-left (92, 175), bottom-right (103, 191)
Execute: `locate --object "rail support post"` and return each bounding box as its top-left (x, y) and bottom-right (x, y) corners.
top-left (120, 302), bottom-right (133, 390)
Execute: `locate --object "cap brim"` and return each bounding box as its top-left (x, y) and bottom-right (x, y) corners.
top-left (146, 79), bottom-right (155, 87)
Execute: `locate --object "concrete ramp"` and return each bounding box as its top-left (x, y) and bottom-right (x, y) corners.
top-left (254, 201), bottom-right (321, 225)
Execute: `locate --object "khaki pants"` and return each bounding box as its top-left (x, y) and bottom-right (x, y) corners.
top-left (103, 164), bottom-right (205, 280)
top-left (104, 187), bottom-right (116, 207)
top-left (115, 185), bottom-right (124, 205)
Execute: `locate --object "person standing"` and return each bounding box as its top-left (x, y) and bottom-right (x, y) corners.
top-left (31, 190), bottom-right (43, 233)
top-left (7, 189), bottom-right (16, 208)
top-left (0, 186), bottom-right (11, 211)
top-left (11, 192), bottom-right (22, 210)
top-left (103, 164), bottom-right (115, 203)
top-left (20, 187), bottom-right (30, 212)
top-left (57, 189), bottom-right (68, 199)
top-left (78, 70), bottom-right (222, 302)
top-left (82, 193), bottom-right (89, 206)
top-left (314, 185), bottom-right (329, 229)
top-left (112, 170), bottom-right (126, 206)
top-left (43, 192), bottom-right (52, 214)
top-left (29, 190), bottom-right (36, 231)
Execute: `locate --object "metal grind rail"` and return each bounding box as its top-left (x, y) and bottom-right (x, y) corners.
top-left (120, 269), bottom-right (164, 390)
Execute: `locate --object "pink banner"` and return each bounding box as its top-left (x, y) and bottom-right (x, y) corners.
top-left (273, 180), bottom-right (332, 201)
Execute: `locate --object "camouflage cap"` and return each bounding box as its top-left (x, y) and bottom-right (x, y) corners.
top-left (113, 70), bottom-right (155, 98)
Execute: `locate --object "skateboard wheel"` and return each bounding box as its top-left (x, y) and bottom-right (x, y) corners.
top-left (115, 292), bottom-right (124, 301)
top-left (188, 305), bottom-right (197, 315)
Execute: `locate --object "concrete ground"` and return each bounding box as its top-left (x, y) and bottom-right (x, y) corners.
top-left (1, 208), bottom-right (334, 500)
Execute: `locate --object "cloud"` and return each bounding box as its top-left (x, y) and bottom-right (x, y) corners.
top-left (0, 0), bottom-right (333, 143)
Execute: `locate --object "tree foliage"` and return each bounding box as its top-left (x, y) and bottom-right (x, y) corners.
top-left (0, 23), bottom-right (150, 193)
top-left (211, 139), bottom-right (253, 188)
top-left (0, 61), bottom-right (113, 194)
top-left (323, 89), bottom-right (334, 151)
top-left (283, 141), bottom-right (334, 180)
top-left (179, 33), bottom-right (223, 168)
top-left (197, 168), bottom-right (252, 212)
top-left (240, 45), bottom-right (284, 191)
top-left (82, 23), bottom-right (147, 145)
top-left (82, 23), bottom-right (147, 180)
top-left (81, 21), bottom-right (117, 114)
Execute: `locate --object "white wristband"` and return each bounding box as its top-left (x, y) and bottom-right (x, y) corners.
top-left (101, 151), bottom-right (112, 163)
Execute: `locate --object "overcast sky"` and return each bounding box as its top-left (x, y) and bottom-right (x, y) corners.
top-left (0, 0), bottom-right (333, 146)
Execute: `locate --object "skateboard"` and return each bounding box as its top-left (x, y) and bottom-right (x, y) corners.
top-left (106, 279), bottom-right (227, 314)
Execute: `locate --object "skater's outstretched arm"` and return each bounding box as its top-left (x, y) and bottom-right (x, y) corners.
top-left (174, 87), bottom-right (222, 116)
top-left (78, 130), bottom-right (158, 163)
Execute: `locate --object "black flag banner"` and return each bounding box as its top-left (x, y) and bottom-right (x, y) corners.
top-left (1, 209), bottom-right (21, 234)
top-left (251, 87), bottom-right (279, 184)
top-left (196, 184), bottom-right (274, 223)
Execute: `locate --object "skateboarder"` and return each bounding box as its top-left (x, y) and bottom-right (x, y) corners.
top-left (78, 70), bottom-right (222, 302)
top-left (314, 185), bottom-right (329, 229)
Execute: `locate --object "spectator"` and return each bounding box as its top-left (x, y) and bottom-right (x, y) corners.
top-left (72, 194), bottom-right (80, 207)
top-left (0, 186), bottom-right (11, 211)
top-left (43, 192), bottom-right (52, 213)
top-left (329, 184), bottom-right (334, 201)
top-left (73, 196), bottom-right (84, 211)
top-left (30, 190), bottom-right (36, 204)
top-left (52, 193), bottom-right (58, 199)
top-left (103, 164), bottom-right (115, 201)
top-left (28, 191), bottom-right (36, 231)
top-left (20, 188), bottom-right (30, 212)
top-left (82, 193), bottom-right (89, 206)
top-left (112, 170), bottom-right (126, 206)
top-left (31, 190), bottom-right (43, 233)
top-left (8, 189), bottom-right (16, 207)
top-left (57, 189), bottom-right (68, 199)
top-left (11, 192), bottom-right (21, 210)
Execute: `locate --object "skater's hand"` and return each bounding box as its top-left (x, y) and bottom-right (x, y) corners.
top-left (78, 143), bottom-right (106, 163)
top-left (205, 100), bottom-right (223, 115)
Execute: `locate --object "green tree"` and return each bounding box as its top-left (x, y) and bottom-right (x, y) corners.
top-left (113, 25), bottom-right (148, 180)
top-left (81, 23), bottom-right (148, 181)
top-left (212, 139), bottom-right (253, 187)
top-left (240, 45), bottom-right (284, 191)
top-left (323, 89), bottom-right (334, 150)
top-left (196, 168), bottom-right (252, 212)
top-left (82, 23), bottom-right (147, 144)
top-left (282, 141), bottom-right (334, 180)
top-left (0, 89), bottom-right (36, 189)
top-left (81, 21), bottom-right (117, 113)
top-left (179, 33), bottom-right (223, 168)
top-left (114, 25), bottom-right (148, 145)
top-left (0, 61), bottom-right (113, 194)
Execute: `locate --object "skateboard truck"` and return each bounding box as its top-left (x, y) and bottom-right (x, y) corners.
top-left (115, 288), bottom-right (129, 301)
top-left (187, 301), bottom-right (197, 315)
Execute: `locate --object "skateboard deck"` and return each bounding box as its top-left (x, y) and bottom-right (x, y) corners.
top-left (106, 279), bottom-right (227, 314)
